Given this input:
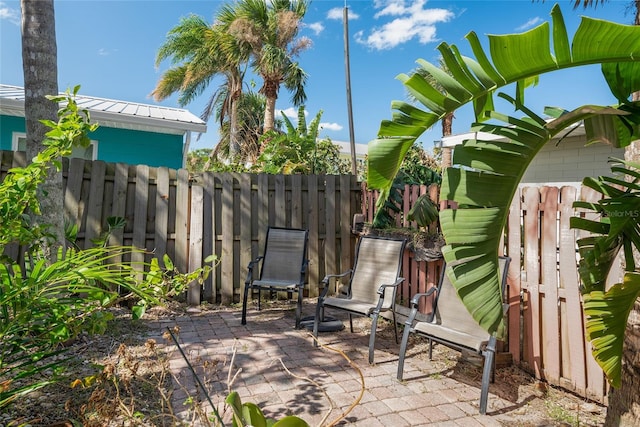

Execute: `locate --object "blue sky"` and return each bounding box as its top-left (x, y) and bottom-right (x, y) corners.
top-left (0, 0), bottom-right (634, 153)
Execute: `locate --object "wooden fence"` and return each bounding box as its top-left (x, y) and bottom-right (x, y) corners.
top-left (507, 185), bottom-right (612, 403)
top-left (2, 149), bottom-right (610, 402)
top-left (0, 151), bottom-right (361, 305)
top-left (360, 182), bottom-right (610, 403)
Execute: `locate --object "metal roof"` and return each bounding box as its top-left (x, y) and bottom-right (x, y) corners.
top-left (0, 84), bottom-right (207, 135)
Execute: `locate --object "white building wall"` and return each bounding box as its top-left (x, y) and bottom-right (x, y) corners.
top-left (521, 136), bottom-right (624, 185)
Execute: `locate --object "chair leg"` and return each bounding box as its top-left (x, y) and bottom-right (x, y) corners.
top-left (349, 314), bottom-right (354, 333)
top-left (368, 312), bottom-right (380, 364)
top-left (312, 300), bottom-right (323, 347)
top-left (241, 284), bottom-right (250, 325)
top-left (397, 322), bottom-right (412, 380)
top-left (392, 309), bottom-right (399, 344)
top-left (295, 287), bottom-right (303, 329)
top-left (428, 338), bottom-right (433, 360)
top-left (479, 337), bottom-right (497, 415)
top-left (257, 289), bottom-right (261, 311)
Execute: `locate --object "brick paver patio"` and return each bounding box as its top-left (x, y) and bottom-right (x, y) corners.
top-left (144, 302), bottom-right (595, 426)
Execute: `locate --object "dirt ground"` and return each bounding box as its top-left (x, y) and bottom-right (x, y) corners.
top-left (4, 302), bottom-right (607, 426)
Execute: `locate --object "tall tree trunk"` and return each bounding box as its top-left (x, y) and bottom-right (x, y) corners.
top-left (263, 95), bottom-right (276, 133)
top-left (21, 0), bottom-right (65, 258)
top-left (262, 79), bottom-right (279, 133)
top-left (228, 81), bottom-right (241, 158)
top-left (604, 78), bottom-right (640, 427)
top-left (441, 112), bottom-right (454, 168)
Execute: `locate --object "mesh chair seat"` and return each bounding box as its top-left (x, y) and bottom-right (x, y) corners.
top-left (252, 280), bottom-right (300, 289)
top-left (397, 256), bottom-right (511, 415)
top-left (322, 297), bottom-right (384, 316)
top-left (413, 321), bottom-right (488, 352)
top-left (313, 235), bottom-right (406, 364)
top-left (241, 227), bottom-right (309, 329)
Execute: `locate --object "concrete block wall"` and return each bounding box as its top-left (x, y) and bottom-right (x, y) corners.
top-left (521, 135), bottom-right (625, 185)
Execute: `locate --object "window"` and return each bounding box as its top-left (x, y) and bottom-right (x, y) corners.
top-left (12, 132), bottom-right (98, 160)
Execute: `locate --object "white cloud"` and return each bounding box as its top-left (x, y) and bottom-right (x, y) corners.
top-left (0, 2), bottom-right (20, 26)
top-left (355, 0), bottom-right (454, 50)
top-left (516, 17), bottom-right (543, 31)
top-left (319, 122), bottom-right (343, 132)
top-left (280, 107), bottom-right (307, 121)
top-left (98, 48), bottom-right (118, 56)
top-left (327, 7), bottom-right (359, 21)
top-left (306, 21), bottom-right (324, 35)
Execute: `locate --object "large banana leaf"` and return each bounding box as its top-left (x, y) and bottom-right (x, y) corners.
top-left (367, 3), bottom-right (640, 383)
top-left (582, 273), bottom-right (640, 388)
top-left (570, 160), bottom-right (640, 387)
top-left (369, 4), bottom-right (640, 196)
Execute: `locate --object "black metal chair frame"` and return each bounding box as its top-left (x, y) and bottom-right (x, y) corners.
top-left (313, 235), bottom-right (407, 364)
top-left (241, 227), bottom-right (309, 329)
top-left (396, 256), bottom-right (511, 415)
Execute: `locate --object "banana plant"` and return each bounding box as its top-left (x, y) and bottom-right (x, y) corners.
top-left (570, 159), bottom-right (640, 387)
top-left (367, 3), bottom-right (640, 384)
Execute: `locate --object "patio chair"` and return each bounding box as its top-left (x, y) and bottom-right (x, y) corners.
top-left (396, 256), bottom-right (511, 415)
top-left (313, 235), bottom-right (406, 364)
top-left (241, 227), bottom-right (309, 329)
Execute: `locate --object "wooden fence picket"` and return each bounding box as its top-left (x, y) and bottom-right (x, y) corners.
top-left (540, 186), bottom-right (561, 383)
top-left (307, 176), bottom-right (320, 297)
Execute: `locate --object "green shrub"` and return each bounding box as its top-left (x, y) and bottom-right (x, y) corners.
top-left (0, 87), bottom-right (213, 409)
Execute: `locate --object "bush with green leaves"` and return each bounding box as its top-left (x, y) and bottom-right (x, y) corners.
top-left (255, 106), bottom-right (350, 175)
top-left (0, 87), bottom-right (213, 409)
top-left (372, 143), bottom-right (441, 229)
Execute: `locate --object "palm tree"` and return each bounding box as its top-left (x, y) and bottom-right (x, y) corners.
top-left (153, 11), bottom-right (248, 158)
top-left (226, 0), bottom-right (310, 133)
top-left (20, 0), bottom-right (65, 257)
top-left (211, 90), bottom-right (267, 167)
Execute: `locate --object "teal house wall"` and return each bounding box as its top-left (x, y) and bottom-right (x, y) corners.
top-left (0, 114), bottom-right (184, 169)
top-left (0, 115), bottom-right (25, 149)
top-left (94, 127), bottom-right (184, 169)
top-left (0, 84), bottom-right (207, 170)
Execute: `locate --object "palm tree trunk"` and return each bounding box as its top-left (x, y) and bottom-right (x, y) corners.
top-left (441, 112), bottom-right (454, 168)
top-left (263, 95), bottom-right (277, 133)
top-left (21, 0), bottom-right (65, 258)
top-left (229, 83), bottom-right (241, 158)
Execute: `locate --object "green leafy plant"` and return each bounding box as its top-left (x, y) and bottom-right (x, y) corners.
top-left (0, 87), bottom-right (215, 409)
top-left (569, 159), bottom-right (640, 387)
top-left (372, 144), bottom-right (440, 229)
top-left (226, 391), bottom-right (309, 427)
top-left (255, 106), bottom-right (349, 175)
top-left (366, 3), bottom-right (640, 386)
top-left (0, 85), bottom-right (97, 254)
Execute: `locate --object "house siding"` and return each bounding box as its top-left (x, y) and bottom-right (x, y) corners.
top-left (521, 135), bottom-right (625, 185)
top-left (91, 127), bottom-right (184, 169)
top-left (0, 113), bottom-right (184, 169)
top-left (0, 115), bottom-right (25, 148)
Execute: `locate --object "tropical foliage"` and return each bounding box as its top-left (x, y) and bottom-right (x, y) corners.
top-left (154, 0), bottom-right (311, 164)
top-left (255, 106), bottom-right (350, 174)
top-left (570, 159), bottom-right (640, 387)
top-left (0, 89), bottom-right (212, 409)
top-left (153, 12), bottom-right (249, 159)
top-left (228, 0), bottom-right (310, 132)
top-left (226, 391), bottom-right (309, 427)
top-left (371, 143), bottom-right (441, 229)
top-left (367, 3), bottom-right (640, 384)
